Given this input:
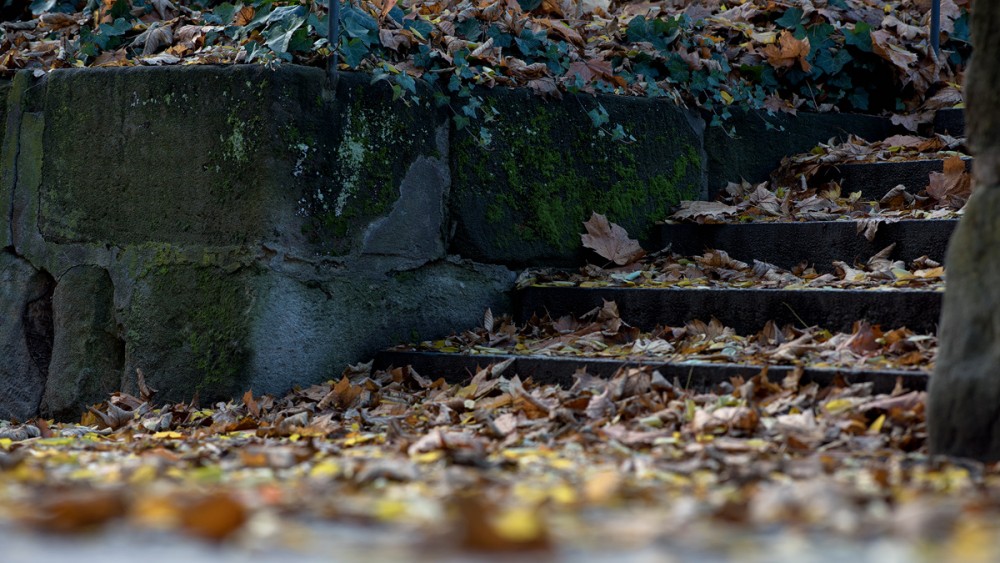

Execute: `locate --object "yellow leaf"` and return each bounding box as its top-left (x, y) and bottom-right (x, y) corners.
top-left (152, 431), bottom-right (183, 440)
top-left (493, 507), bottom-right (547, 542)
top-left (584, 470), bottom-right (621, 504)
top-left (310, 459), bottom-right (341, 478)
top-left (130, 464), bottom-right (159, 484)
top-left (720, 90), bottom-right (734, 104)
top-left (868, 413), bottom-right (886, 434)
top-left (375, 499), bottom-right (408, 521)
top-left (824, 398), bottom-right (855, 414)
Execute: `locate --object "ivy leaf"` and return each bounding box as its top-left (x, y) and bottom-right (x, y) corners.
top-left (844, 22), bottom-right (872, 52)
top-left (29, 0), bottom-right (57, 15)
top-left (626, 16), bottom-right (680, 51)
top-left (342, 5), bottom-right (379, 46)
top-left (587, 104), bottom-right (609, 128)
top-left (775, 7), bottom-right (804, 29)
top-left (340, 37), bottom-right (369, 67)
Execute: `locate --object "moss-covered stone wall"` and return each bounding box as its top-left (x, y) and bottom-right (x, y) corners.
top-left (0, 63), bottom-right (893, 418)
top-left (449, 87), bottom-right (706, 266)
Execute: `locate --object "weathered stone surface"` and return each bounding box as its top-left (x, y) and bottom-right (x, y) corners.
top-left (298, 73), bottom-right (448, 257)
top-left (704, 110), bottom-right (894, 197)
top-left (123, 259), bottom-right (259, 404)
top-left (43, 266), bottom-right (123, 420)
top-left (0, 72), bottom-right (32, 249)
top-left (247, 258), bottom-right (514, 395)
top-left (0, 77), bottom-right (11, 173)
top-left (361, 128), bottom-right (449, 261)
top-left (38, 67), bottom-right (447, 257)
top-left (450, 88), bottom-right (705, 266)
top-left (0, 250), bottom-right (52, 421)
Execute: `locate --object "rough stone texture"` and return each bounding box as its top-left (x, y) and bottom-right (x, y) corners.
top-left (38, 67), bottom-right (447, 257)
top-left (704, 110), bottom-right (894, 198)
top-left (928, 1), bottom-right (1000, 461)
top-left (361, 131), bottom-right (449, 261)
top-left (450, 88), bottom-right (706, 266)
top-left (0, 72), bottom-right (32, 249)
top-left (247, 258), bottom-right (514, 395)
top-left (0, 250), bottom-right (52, 421)
top-left (123, 260), bottom-right (259, 404)
top-left (43, 266), bottom-right (124, 420)
top-left (0, 78), bottom-right (11, 172)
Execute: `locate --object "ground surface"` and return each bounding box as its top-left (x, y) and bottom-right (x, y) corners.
top-left (0, 362), bottom-right (998, 562)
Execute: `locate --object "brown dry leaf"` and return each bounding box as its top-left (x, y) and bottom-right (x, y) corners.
top-left (233, 6), bottom-right (255, 26)
top-left (38, 13), bottom-right (79, 30)
top-left (29, 491), bottom-right (127, 533)
top-left (871, 29), bottom-right (918, 75)
top-left (456, 495), bottom-right (553, 553)
top-left (670, 201), bottom-right (739, 223)
top-left (179, 493), bottom-right (247, 541)
top-left (580, 213), bottom-right (646, 266)
top-left (927, 156), bottom-right (971, 208)
top-left (763, 30), bottom-right (811, 72)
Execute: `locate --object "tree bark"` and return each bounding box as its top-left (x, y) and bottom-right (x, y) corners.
top-left (928, 2), bottom-right (1000, 460)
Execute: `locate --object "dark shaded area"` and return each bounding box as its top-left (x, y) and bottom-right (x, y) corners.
top-left (704, 110), bottom-right (895, 198)
top-left (814, 158), bottom-right (972, 199)
top-left (374, 350), bottom-right (926, 394)
top-left (660, 219), bottom-right (956, 271)
top-left (934, 108), bottom-right (966, 136)
top-left (516, 287), bottom-right (942, 334)
top-left (22, 270), bottom-right (54, 380)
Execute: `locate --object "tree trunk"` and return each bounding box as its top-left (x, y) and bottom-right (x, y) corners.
top-left (928, 2), bottom-right (1000, 460)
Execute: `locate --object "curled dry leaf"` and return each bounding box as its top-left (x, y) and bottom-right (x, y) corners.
top-left (580, 213), bottom-right (646, 266)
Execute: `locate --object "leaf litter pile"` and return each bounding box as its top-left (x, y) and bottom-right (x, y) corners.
top-left (670, 134), bottom-right (972, 229)
top-left (401, 303), bottom-right (937, 373)
top-left (6, 352), bottom-right (1000, 558)
top-left (0, 0), bottom-right (970, 125)
top-left (526, 213), bottom-right (945, 290)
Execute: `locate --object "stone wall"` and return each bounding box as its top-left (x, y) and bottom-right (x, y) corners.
top-left (0, 64), bottom-right (892, 420)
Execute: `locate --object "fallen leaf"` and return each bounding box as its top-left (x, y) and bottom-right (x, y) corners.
top-left (580, 212), bottom-right (646, 266)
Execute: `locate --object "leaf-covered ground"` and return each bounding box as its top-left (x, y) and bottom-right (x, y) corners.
top-left (0, 0), bottom-right (970, 128)
top-left (398, 303), bottom-right (937, 372)
top-left (4, 360), bottom-right (1000, 560)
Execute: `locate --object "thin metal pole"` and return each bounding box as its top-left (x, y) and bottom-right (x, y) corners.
top-left (931, 0), bottom-right (941, 57)
top-left (328, 0), bottom-right (341, 80)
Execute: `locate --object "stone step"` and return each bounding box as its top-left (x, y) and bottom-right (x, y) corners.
top-left (934, 108), bottom-right (965, 136)
top-left (373, 350), bottom-right (927, 394)
top-left (659, 219), bottom-right (956, 272)
top-left (515, 287), bottom-right (942, 334)
top-left (819, 157), bottom-right (972, 200)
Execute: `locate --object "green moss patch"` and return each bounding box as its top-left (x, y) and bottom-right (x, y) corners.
top-left (450, 89), bottom-right (704, 265)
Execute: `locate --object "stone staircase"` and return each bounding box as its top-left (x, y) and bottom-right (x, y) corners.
top-left (374, 110), bottom-right (965, 394)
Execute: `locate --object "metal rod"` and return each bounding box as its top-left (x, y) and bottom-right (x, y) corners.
top-left (931, 0), bottom-right (941, 57)
top-left (328, 0), bottom-right (341, 79)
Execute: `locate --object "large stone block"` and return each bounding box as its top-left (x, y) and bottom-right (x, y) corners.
top-left (0, 250), bottom-right (53, 421)
top-left (38, 67), bottom-right (449, 258)
top-left (247, 258), bottom-right (515, 395)
top-left (449, 89), bottom-right (706, 266)
top-left (122, 255), bottom-right (259, 404)
top-left (43, 266), bottom-right (123, 420)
